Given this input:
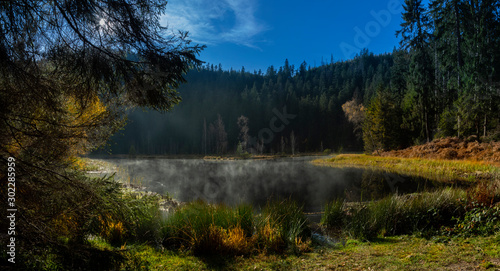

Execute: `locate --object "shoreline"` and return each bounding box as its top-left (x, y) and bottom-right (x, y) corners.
top-left (312, 154), bottom-right (500, 183)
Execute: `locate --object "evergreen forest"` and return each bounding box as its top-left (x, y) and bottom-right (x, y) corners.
top-left (109, 0), bottom-right (500, 155)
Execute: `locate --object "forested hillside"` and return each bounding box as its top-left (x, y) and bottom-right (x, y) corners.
top-left (106, 0), bottom-right (500, 155)
top-left (107, 50), bottom-right (393, 155)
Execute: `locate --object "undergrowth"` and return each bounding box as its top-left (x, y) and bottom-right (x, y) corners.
top-left (322, 180), bottom-right (500, 241)
top-left (162, 199), bottom-right (311, 256)
top-left (9, 156), bottom-right (500, 270)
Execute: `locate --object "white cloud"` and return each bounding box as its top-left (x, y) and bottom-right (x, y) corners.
top-left (160, 0), bottom-right (267, 48)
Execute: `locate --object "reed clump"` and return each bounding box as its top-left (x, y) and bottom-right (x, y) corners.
top-left (161, 199), bottom-right (311, 256)
top-left (321, 188), bottom-right (466, 240)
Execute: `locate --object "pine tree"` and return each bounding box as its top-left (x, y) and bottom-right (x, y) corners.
top-left (457, 0), bottom-right (500, 137)
top-left (397, 0), bottom-right (435, 142)
top-left (237, 115), bottom-right (249, 151)
top-left (363, 87), bottom-right (405, 152)
top-left (214, 114), bottom-right (228, 154)
top-left (430, 0), bottom-right (464, 91)
top-left (0, 0), bottom-right (203, 260)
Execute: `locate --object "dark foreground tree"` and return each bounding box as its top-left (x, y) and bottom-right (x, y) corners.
top-left (0, 0), bottom-right (202, 268)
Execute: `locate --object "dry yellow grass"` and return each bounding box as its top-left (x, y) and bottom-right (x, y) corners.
top-left (313, 154), bottom-right (500, 183)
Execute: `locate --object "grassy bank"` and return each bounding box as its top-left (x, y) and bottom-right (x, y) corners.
top-left (313, 154), bottom-right (500, 183)
top-left (14, 156), bottom-right (500, 270)
top-left (81, 187), bottom-right (499, 270)
top-left (107, 234), bottom-right (500, 270)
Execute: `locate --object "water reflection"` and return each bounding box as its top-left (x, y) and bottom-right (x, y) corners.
top-left (106, 158), bottom-right (444, 212)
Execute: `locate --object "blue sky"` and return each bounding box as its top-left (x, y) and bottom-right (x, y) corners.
top-left (161, 0), bottom-right (409, 72)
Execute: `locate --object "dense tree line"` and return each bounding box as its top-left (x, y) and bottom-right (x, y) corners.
top-left (106, 0), bottom-right (500, 156)
top-left (106, 50), bottom-right (393, 155)
top-left (357, 0), bottom-right (500, 152)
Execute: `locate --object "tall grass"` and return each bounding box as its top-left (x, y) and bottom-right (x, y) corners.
top-left (161, 199), bottom-right (311, 255)
top-left (162, 201), bottom-right (255, 255)
top-left (87, 190), bottom-right (166, 247)
top-left (377, 188), bottom-right (465, 236)
top-left (322, 188), bottom-right (466, 240)
top-left (81, 171), bottom-right (313, 257)
top-left (258, 199), bottom-right (311, 254)
top-left (320, 198), bottom-right (344, 229)
top-left (122, 192), bottom-right (164, 245)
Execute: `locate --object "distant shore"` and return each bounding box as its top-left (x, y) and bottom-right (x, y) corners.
top-left (87, 151), bottom-right (332, 160)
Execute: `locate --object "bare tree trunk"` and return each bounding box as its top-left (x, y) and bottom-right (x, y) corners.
top-left (425, 111), bottom-right (430, 143)
top-left (203, 118), bottom-right (207, 155)
top-left (483, 114), bottom-right (487, 138)
top-left (280, 136), bottom-right (285, 154)
top-left (290, 131), bottom-right (296, 155)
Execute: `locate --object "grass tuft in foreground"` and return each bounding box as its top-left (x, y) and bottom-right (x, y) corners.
top-left (258, 199), bottom-right (312, 254)
top-left (162, 201), bottom-right (255, 256)
top-left (162, 199), bottom-right (312, 256)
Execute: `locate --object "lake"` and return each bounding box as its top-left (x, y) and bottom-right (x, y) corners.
top-left (102, 156), bottom-right (444, 213)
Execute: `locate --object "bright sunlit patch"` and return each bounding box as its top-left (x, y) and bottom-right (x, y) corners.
top-left (99, 18), bottom-right (106, 27)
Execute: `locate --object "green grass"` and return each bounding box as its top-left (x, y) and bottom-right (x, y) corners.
top-left (162, 199), bottom-right (311, 256)
top-left (113, 234), bottom-right (500, 270)
top-left (313, 154), bottom-right (500, 182)
top-left (162, 201), bottom-right (255, 256)
top-left (258, 199), bottom-right (311, 254)
top-left (22, 156), bottom-right (499, 270)
top-left (320, 188), bottom-right (466, 240)
top-left (320, 198), bottom-right (344, 229)
top-left (120, 245), bottom-right (207, 270)
top-left (114, 155), bottom-right (498, 270)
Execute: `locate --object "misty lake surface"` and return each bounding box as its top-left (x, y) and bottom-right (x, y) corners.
top-left (105, 157), bottom-right (443, 213)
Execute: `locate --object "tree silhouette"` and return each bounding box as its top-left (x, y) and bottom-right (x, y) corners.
top-left (0, 0), bottom-right (203, 261)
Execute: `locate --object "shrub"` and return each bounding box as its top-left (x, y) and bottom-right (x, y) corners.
top-left (236, 142), bottom-right (252, 158)
top-left (466, 180), bottom-right (500, 207)
top-left (446, 202), bottom-right (500, 236)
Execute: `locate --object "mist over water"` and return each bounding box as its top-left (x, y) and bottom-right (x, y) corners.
top-left (106, 157), bottom-right (441, 212)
